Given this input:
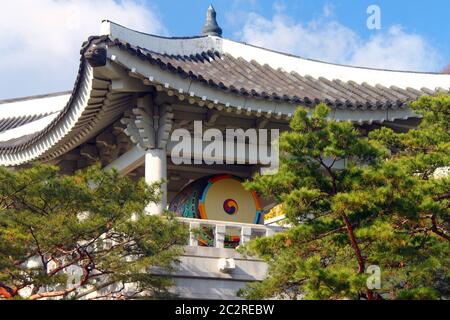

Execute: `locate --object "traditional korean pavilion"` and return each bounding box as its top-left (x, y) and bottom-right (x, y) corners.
top-left (1, 6), bottom-right (449, 299)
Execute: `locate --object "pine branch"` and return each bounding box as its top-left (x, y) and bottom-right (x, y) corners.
top-left (430, 214), bottom-right (450, 242)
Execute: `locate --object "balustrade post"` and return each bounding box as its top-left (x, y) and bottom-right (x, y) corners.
top-left (215, 225), bottom-right (226, 248)
top-left (241, 227), bottom-right (252, 244)
top-left (266, 227), bottom-right (275, 237)
top-left (189, 222), bottom-right (200, 246)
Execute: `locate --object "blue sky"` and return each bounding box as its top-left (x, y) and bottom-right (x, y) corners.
top-left (0, 0), bottom-right (449, 99)
top-left (153, 0), bottom-right (450, 58)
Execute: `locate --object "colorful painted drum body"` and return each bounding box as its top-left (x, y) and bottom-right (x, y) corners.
top-left (169, 175), bottom-right (262, 224)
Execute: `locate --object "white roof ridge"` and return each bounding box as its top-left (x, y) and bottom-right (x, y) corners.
top-left (0, 93), bottom-right (70, 119)
top-left (0, 91), bottom-right (71, 105)
top-left (101, 20), bottom-right (450, 89)
top-left (0, 113), bottom-right (59, 143)
top-left (227, 39), bottom-right (446, 75)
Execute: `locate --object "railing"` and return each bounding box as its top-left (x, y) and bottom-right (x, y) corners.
top-left (179, 217), bottom-right (283, 249)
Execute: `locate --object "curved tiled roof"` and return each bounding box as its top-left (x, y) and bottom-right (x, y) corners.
top-left (0, 113), bottom-right (54, 133)
top-left (113, 39), bottom-right (440, 109)
top-left (0, 36), bottom-right (104, 150)
top-left (0, 35), bottom-right (133, 166)
top-left (0, 92), bottom-right (71, 133)
top-left (0, 20), bottom-right (449, 166)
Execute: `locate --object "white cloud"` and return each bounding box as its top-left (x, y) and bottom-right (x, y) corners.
top-left (0, 0), bottom-right (165, 99)
top-left (225, 0), bottom-right (260, 30)
top-left (350, 25), bottom-right (442, 71)
top-left (239, 9), bottom-right (443, 73)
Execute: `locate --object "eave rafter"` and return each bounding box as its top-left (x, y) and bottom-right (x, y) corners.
top-left (111, 50), bottom-right (295, 122)
top-left (107, 46), bottom-right (419, 126)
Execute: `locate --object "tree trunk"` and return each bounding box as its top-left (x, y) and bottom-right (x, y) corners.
top-left (341, 213), bottom-right (365, 273)
top-left (341, 213), bottom-right (376, 300)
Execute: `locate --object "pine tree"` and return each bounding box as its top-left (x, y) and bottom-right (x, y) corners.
top-left (0, 164), bottom-right (187, 300)
top-left (239, 95), bottom-right (449, 300)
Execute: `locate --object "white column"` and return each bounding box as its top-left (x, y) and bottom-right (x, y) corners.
top-left (145, 148), bottom-right (167, 215)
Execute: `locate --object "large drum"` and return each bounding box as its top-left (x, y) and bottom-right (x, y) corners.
top-left (169, 175), bottom-right (262, 224)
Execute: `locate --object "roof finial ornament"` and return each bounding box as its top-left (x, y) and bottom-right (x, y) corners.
top-left (202, 5), bottom-right (222, 37)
